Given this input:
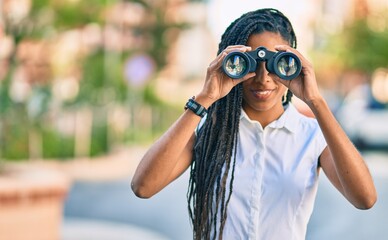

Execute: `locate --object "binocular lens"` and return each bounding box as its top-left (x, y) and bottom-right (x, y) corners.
top-left (277, 55), bottom-right (298, 77)
top-left (224, 55), bottom-right (247, 78)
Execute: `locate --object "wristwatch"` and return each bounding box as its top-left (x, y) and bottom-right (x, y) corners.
top-left (185, 97), bottom-right (207, 118)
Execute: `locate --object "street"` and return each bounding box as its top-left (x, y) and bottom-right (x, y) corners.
top-left (307, 150), bottom-right (388, 240)
top-left (63, 150), bottom-right (388, 240)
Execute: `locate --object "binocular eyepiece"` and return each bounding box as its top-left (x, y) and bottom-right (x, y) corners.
top-left (222, 46), bottom-right (302, 80)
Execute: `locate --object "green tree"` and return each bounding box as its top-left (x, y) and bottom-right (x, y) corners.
top-left (317, 15), bottom-right (388, 74)
top-left (1, 0), bottom-right (189, 160)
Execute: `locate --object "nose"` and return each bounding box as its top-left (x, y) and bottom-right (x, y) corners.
top-left (253, 62), bottom-right (270, 83)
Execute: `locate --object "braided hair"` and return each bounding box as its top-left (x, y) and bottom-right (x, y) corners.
top-left (187, 8), bottom-right (298, 239)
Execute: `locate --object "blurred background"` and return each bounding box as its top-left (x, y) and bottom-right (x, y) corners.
top-left (0, 0), bottom-right (387, 239)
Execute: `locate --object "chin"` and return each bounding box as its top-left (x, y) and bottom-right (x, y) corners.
top-left (246, 102), bottom-right (276, 112)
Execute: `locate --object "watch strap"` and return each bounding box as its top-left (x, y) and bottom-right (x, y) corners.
top-left (185, 97), bottom-right (207, 118)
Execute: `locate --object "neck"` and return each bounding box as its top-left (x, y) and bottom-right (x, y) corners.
top-left (242, 102), bottom-right (285, 128)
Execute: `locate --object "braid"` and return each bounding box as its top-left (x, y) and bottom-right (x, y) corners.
top-left (187, 8), bottom-right (298, 239)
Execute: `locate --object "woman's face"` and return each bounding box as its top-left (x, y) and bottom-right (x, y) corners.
top-left (242, 32), bottom-right (289, 117)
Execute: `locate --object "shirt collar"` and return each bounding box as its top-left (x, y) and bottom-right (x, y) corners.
top-left (240, 103), bottom-right (301, 133)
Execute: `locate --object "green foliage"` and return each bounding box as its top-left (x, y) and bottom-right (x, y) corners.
top-left (1, 113), bottom-right (29, 160)
top-left (31, 0), bottom-right (108, 29)
top-left (90, 115), bottom-right (109, 157)
top-left (74, 51), bottom-right (109, 105)
top-left (50, 1), bottom-right (107, 28)
top-left (147, 12), bottom-right (189, 69)
top-left (1, 0), bottom-right (189, 161)
top-left (0, 78), bottom-right (12, 115)
top-left (142, 84), bottom-right (165, 106)
top-left (42, 129), bottom-right (75, 159)
top-left (72, 50), bottom-right (128, 106)
top-left (323, 18), bottom-right (388, 74)
top-left (124, 104), bottom-right (181, 145)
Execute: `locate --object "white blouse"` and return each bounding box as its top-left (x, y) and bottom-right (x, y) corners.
top-left (218, 103), bottom-right (327, 240)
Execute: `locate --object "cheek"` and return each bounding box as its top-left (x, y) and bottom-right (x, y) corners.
top-left (278, 84), bottom-right (288, 94)
top-left (241, 79), bottom-right (251, 90)
top-left (276, 85), bottom-right (288, 100)
top-left (281, 85), bottom-right (288, 93)
top-left (242, 80), bottom-right (253, 96)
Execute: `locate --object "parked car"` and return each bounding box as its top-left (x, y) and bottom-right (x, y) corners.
top-left (335, 84), bottom-right (388, 150)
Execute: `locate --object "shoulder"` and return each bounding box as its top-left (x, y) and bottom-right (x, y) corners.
top-left (298, 111), bottom-right (320, 132)
top-left (288, 103), bottom-right (327, 154)
top-left (284, 103), bottom-right (320, 133)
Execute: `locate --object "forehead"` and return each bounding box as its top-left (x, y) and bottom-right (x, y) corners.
top-left (246, 32), bottom-right (289, 51)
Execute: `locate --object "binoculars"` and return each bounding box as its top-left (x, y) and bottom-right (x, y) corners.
top-left (222, 46), bottom-right (302, 80)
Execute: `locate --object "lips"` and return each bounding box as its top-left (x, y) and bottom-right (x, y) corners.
top-left (251, 89), bottom-right (275, 100)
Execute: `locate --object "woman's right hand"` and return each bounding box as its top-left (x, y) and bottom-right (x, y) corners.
top-left (196, 45), bottom-right (256, 107)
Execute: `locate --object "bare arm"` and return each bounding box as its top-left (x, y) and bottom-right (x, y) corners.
top-left (311, 98), bottom-right (377, 209)
top-left (131, 107), bottom-right (204, 198)
top-left (131, 45), bottom-right (255, 198)
top-left (274, 45), bottom-right (377, 209)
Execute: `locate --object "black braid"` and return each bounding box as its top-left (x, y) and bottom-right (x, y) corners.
top-left (187, 8), bottom-right (298, 239)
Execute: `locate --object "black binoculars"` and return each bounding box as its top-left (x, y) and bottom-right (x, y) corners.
top-left (222, 46), bottom-right (302, 80)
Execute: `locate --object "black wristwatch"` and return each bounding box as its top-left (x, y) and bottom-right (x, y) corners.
top-left (185, 97), bottom-right (207, 118)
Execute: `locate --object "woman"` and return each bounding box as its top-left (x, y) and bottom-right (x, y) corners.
top-left (131, 8), bottom-right (377, 240)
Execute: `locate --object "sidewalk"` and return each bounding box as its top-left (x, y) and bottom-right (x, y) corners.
top-left (56, 145), bottom-right (181, 239)
top-left (56, 145), bottom-right (168, 239)
top-left (6, 147), bottom-right (387, 240)
top-left (3, 145), bottom-right (164, 240)
top-left (307, 150), bottom-right (388, 240)
top-left (62, 217), bottom-right (170, 240)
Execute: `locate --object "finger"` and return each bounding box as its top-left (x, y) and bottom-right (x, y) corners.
top-left (274, 44), bottom-right (292, 52)
top-left (209, 51), bottom-right (228, 69)
top-left (210, 47), bottom-right (250, 71)
top-left (220, 46), bottom-right (252, 59)
top-left (224, 45), bottom-right (252, 53)
top-left (274, 45), bottom-right (309, 65)
top-left (274, 45), bottom-right (314, 80)
top-left (274, 45), bottom-right (299, 55)
top-left (209, 47), bottom-right (242, 68)
top-left (233, 72), bottom-right (256, 85)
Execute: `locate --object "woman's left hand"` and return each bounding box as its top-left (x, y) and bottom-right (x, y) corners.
top-left (271, 45), bottom-right (322, 106)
